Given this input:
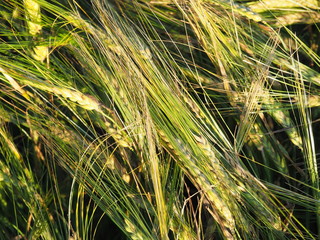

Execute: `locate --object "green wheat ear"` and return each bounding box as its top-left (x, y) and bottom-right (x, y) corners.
top-left (1, 0), bottom-right (320, 239)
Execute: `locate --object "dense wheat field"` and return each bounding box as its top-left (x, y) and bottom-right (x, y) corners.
top-left (1, 0), bottom-right (320, 239)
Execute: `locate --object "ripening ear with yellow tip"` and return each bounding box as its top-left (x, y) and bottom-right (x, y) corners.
top-left (0, 0), bottom-right (320, 239)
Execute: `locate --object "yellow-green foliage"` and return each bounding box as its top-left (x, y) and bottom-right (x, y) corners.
top-left (0, 0), bottom-right (320, 239)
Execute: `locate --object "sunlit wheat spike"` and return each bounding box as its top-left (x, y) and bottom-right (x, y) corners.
top-left (48, 123), bottom-right (80, 144)
top-left (192, 133), bottom-right (230, 176)
top-left (51, 87), bottom-right (103, 111)
top-left (64, 14), bottom-right (125, 56)
top-left (182, 94), bottom-right (205, 120)
top-left (0, 66), bottom-right (32, 100)
top-left (164, 0), bottom-right (263, 22)
top-left (173, 138), bottom-right (238, 239)
top-left (48, 119), bottom-right (131, 180)
top-left (275, 12), bottom-right (320, 26)
top-left (102, 124), bottom-right (132, 148)
top-left (158, 129), bottom-right (238, 237)
top-left (179, 95), bottom-right (224, 147)
top-left (169, 205), bottom-right (197, 239)
top-left (157, 129), bottom-right (171, 143)
top-left (191, 132), bottom-right (283, 234)
top-left (0, 160), bottom-right (10, 182)
top-left (13, 71), bottom-right (102, 112)
top-left (306, 95), bottom-right (320, 107)
top-left (270, 109), bottom-right (303, 149)
top-left (247, 121), bottom-right (289, 174)
top-left (181, 67), bottom-right (215, 85)
top-left (22, 75), bottom-right (132, 148)
top-left (192, 133), bottom-right (216, 161)
top-left (157, 129), bottom-right (181, 156)
top-left (258, 91), bottom-right (303, 150)
top-left (0, 127), bottom-right (22, 162)
top-left (24, 0), bottom-right (42, 35)
top-left (26, 113), bottom-right (44, 161)
top-left (195, 174), bottom-right (236, 239)
top-left (234, 172), bottom-right (284, 232)
top-left (204, 0), bottom-right (263, 22)
top-left (248, 0), bottom-right (319, 12)
top-left (32, 46), bottom-right (49, 63)
top-left (124, 218), bottom-right (145, 240)
top-left (24, 0), bottom-right (48, 63)
top-left (90, 141), bottom-right (131, 182)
